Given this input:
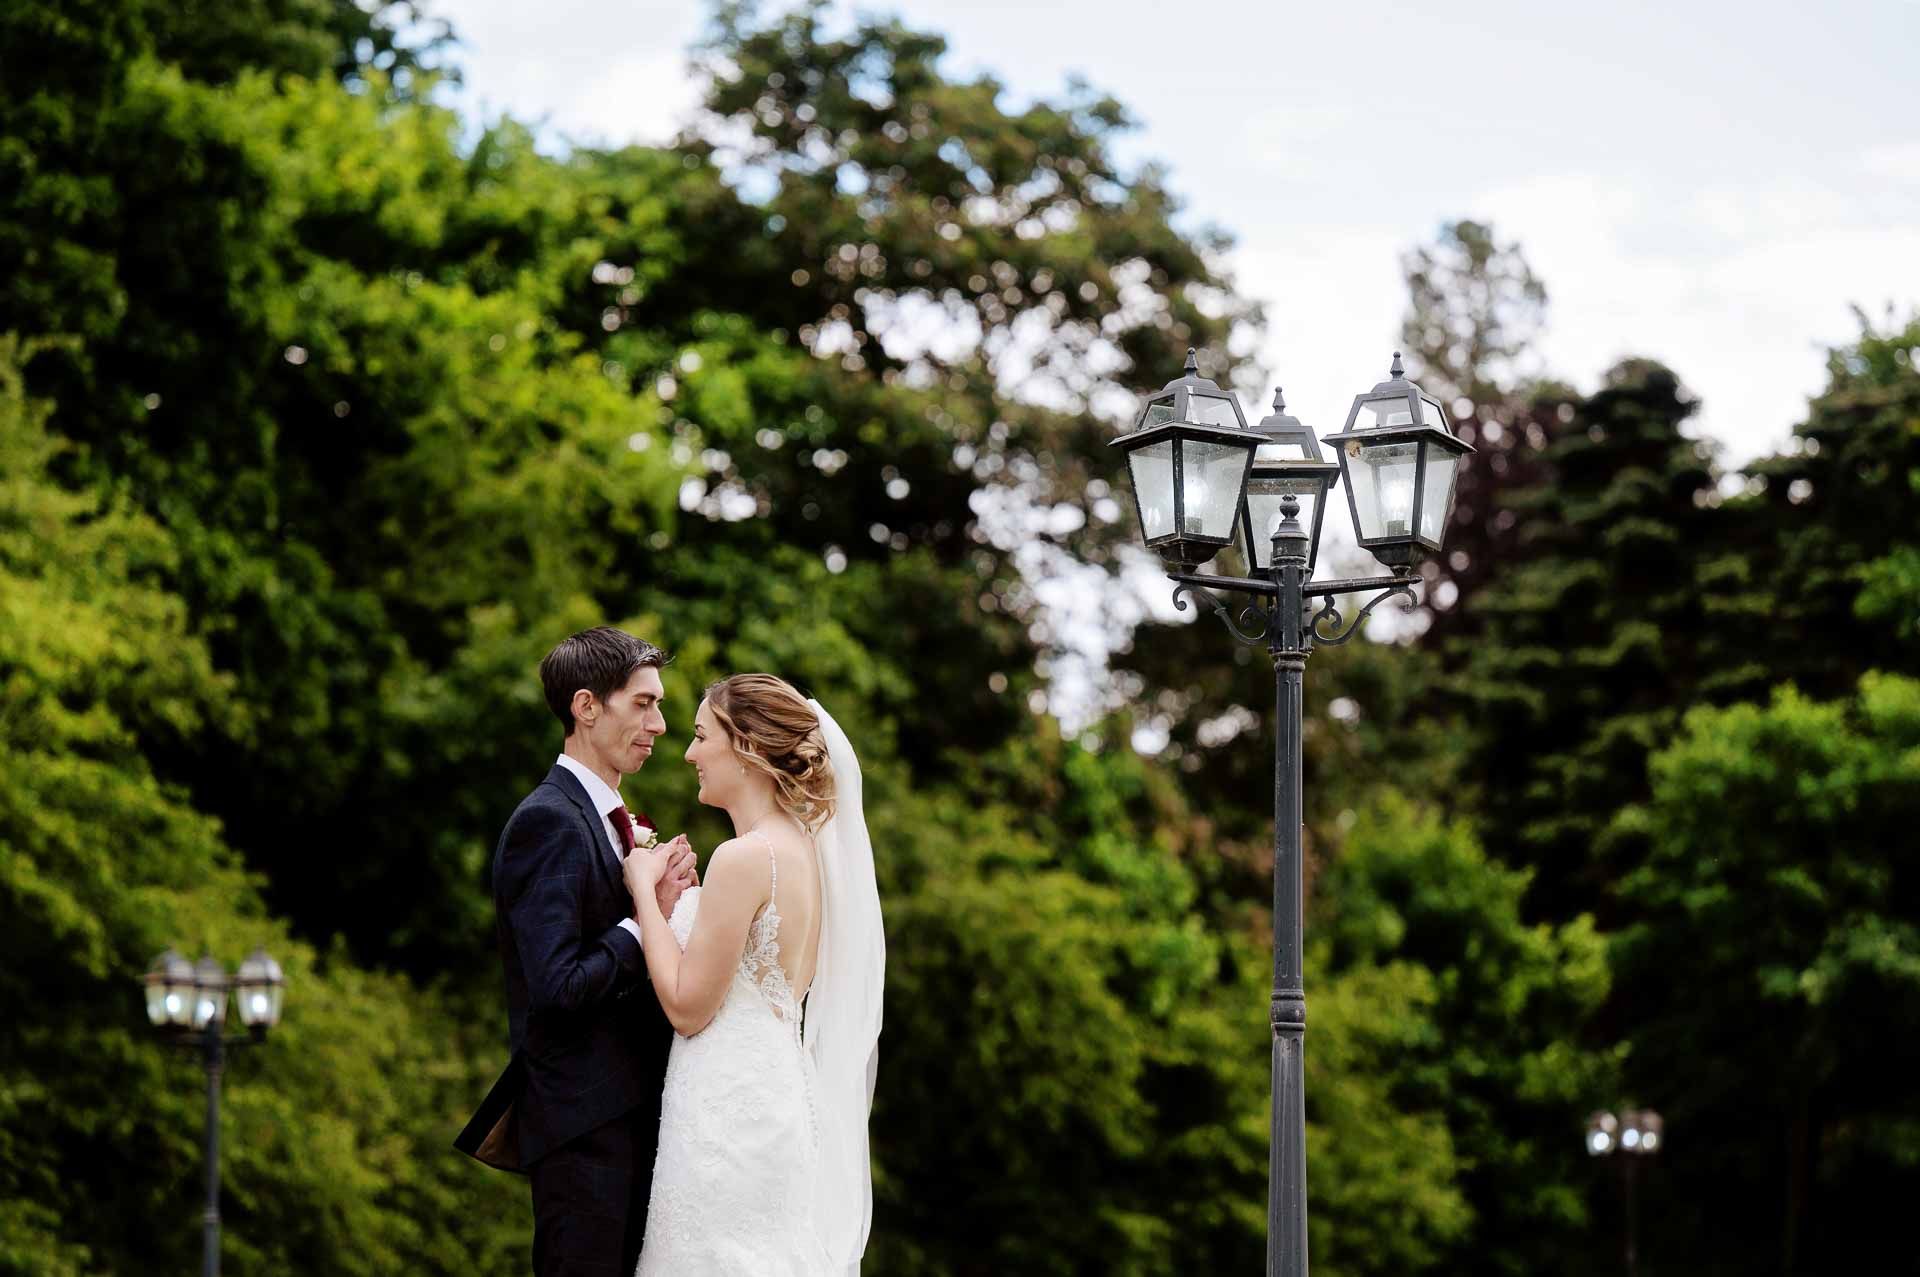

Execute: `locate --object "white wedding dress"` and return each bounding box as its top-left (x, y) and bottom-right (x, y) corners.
top-left (636, 833), bottom-right (835, 1276)
top-left (637, 699), bottom-right (883, 1276)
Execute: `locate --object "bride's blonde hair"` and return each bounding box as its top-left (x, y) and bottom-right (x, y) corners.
top-left (704, 674), bottom-right (837, 833)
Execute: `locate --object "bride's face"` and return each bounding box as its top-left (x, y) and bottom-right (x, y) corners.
top-left (684, 699), bottom-right (743, 808)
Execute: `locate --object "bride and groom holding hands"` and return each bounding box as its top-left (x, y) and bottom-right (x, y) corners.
top-left (457, 626), bottom-right (884, 1275)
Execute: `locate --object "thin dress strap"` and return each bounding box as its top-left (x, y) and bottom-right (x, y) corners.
top-left (752, 827), bottom-right (777, 907)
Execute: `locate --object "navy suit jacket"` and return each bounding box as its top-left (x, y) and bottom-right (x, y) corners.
top-left (464, 764), bottom-right (673, 1168)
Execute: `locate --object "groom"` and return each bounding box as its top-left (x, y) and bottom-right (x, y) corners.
top-left (459, 626), bottom-right (698, 1276)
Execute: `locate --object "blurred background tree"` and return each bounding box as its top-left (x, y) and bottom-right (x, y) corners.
top-left (1, 0), bottom-right (1915, 1272)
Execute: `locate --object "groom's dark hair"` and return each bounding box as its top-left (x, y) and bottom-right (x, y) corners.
top-left (540, 626), bottom-right (671, 737)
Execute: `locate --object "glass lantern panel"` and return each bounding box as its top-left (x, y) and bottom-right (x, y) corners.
top-left (145, 980), bottom-right (168, 1026)
top-left (1127, 440), bottom-right (1175, 541)
top-left (1185, 393), bottom-right (1242, 428)
top-left (1419, 446), bottom-right (1459, 543)
top-left (1179, 438), bottom-right (1250, 538)
top-left (192, 960), bottom-right (228, 1030)
top-left (1360, 394), bottom-right (1420, 430)
top-left (1346, 440), bottom-right (1420, 540)
top-left (193, 987), bottom-right (226, 1030)
top-left (240, 987), bottom-right (272, 1027)
top-left (235, 961), bottom-right (265, 1027)
top-left (1243, 478), bottom-right (1320, 570)
top-left (1420, 395), bottom-right (1448, 429)
top-left (1139, 397), bottom-right (1176, 430)
top-left (160, 975), bottom-right (194, 1026)
top-left (1253, 439), bottom-right (1312, 463)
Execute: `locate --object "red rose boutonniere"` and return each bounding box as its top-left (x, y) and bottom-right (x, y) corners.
top-left (628, 810), bottom-right (660, 850)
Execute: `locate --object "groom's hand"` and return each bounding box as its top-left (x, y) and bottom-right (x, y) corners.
top-left (652, 836), bottom-right (698, 917)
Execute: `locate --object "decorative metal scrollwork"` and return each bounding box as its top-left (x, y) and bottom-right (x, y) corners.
top-left (1308, 583), bottom-right (1416, 646)
top-left (1173, 581), bottom-right (1273, 645)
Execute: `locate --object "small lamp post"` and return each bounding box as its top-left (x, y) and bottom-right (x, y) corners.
top-left (1587, 1107), bottom-right (1664, 1276)
top-left (145, 946), bottom-right (286, 1277)
top-left (1106, 349), bottom-right (1477, 1277)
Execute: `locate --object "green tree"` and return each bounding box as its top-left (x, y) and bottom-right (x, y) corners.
top-left (1311, 794), bottom-right (1613, 1276)
top-left (0, 337), bottom-right (525, 1273)
top-left (1612, 674), bottom-right (1920, 1273)
top-left (1739, 309), bottom-right (1920, 693)
top-left (865, 724), bottom-right (1267, 1275)
top-left (1, 0), bottom-right (1260, 973)
top-left (1445, 359), bottom-right (1730, 920)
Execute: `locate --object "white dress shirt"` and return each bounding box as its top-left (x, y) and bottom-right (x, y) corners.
top-left (554, 753), bottom-right (647, 949)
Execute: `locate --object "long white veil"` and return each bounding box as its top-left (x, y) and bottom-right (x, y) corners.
top-left (804, 699), bottom-right (884, 1274)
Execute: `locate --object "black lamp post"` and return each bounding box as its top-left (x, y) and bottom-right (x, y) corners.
top-left (1109, 349), bottom-right (1475, 1276)
top-left (145, 946), bottom-right (286, 1277)
top-left (1587, 1108), bottom-right (1664, 1276)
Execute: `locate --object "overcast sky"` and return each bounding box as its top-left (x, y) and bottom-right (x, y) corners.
top-left (431, 0), bottom-right (1920, 468)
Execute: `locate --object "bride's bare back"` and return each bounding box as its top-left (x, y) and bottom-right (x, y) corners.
top-left (753, 823), bottom-right (821, 1005)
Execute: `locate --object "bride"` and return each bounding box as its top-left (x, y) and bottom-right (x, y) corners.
top-left (622, 674), bottom-right (883, 1275)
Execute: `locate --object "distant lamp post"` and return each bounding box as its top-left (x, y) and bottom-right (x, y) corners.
top-left (1587, 1107), bottom-right (1664, 1276)
top-left (1105, 348), bottom-right (1476, 1277)
top-left (144, 946), bottom-right (286, 1277)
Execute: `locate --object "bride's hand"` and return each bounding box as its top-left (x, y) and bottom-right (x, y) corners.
top-left (623, 841), bottom-right (674, 910)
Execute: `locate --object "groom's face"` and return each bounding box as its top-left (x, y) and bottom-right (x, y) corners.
top-left (584, 665), bottom-right (667, 777)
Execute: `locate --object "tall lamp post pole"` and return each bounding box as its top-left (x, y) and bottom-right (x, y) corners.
top-left (1108, 351), bottom-right (1474, 1275)
top-left (201, 1014), bottom-right (224, 1273)
top-left (1587, 1109), bottom-right (1664, 1277)
top-left (145, 947), bottom-right (286, 1277)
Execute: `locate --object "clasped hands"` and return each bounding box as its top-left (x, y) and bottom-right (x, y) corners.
top-left (624, 833), bottom-right (699, 920)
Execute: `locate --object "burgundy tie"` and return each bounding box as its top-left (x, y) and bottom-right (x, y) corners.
top-left (608, 806), bottom-right (636, 856)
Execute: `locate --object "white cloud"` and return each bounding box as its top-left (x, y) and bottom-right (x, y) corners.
top-left (1861, 141), bottom-right (1920, 183)
top-left (1466, 170), bottom-right (1920, 463)
top-left (436, 0), bottom-right (705, 147)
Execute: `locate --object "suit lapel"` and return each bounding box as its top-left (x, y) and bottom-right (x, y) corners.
top-left (543, 764), bottom-right (624, 891)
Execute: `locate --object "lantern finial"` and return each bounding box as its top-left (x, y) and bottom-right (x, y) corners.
top-left (1183, 347), bottom-right (1199, 376)
top-left (1272, 386), bottom-right (1286, 413)
top-left (1389, 351), bottom-right (1405, 378)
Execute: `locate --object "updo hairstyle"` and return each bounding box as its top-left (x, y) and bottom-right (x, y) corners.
top-left (704, 674), bottom-right (836, 833)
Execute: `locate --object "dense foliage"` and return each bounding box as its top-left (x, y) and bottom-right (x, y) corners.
top-left (2, 1), bottom-right (1913, 1273)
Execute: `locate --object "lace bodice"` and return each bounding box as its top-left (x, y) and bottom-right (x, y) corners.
top-left (662, 831), bottom-right (806, 1028)
top-left (743, 830), bottom-right (806, 1027)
